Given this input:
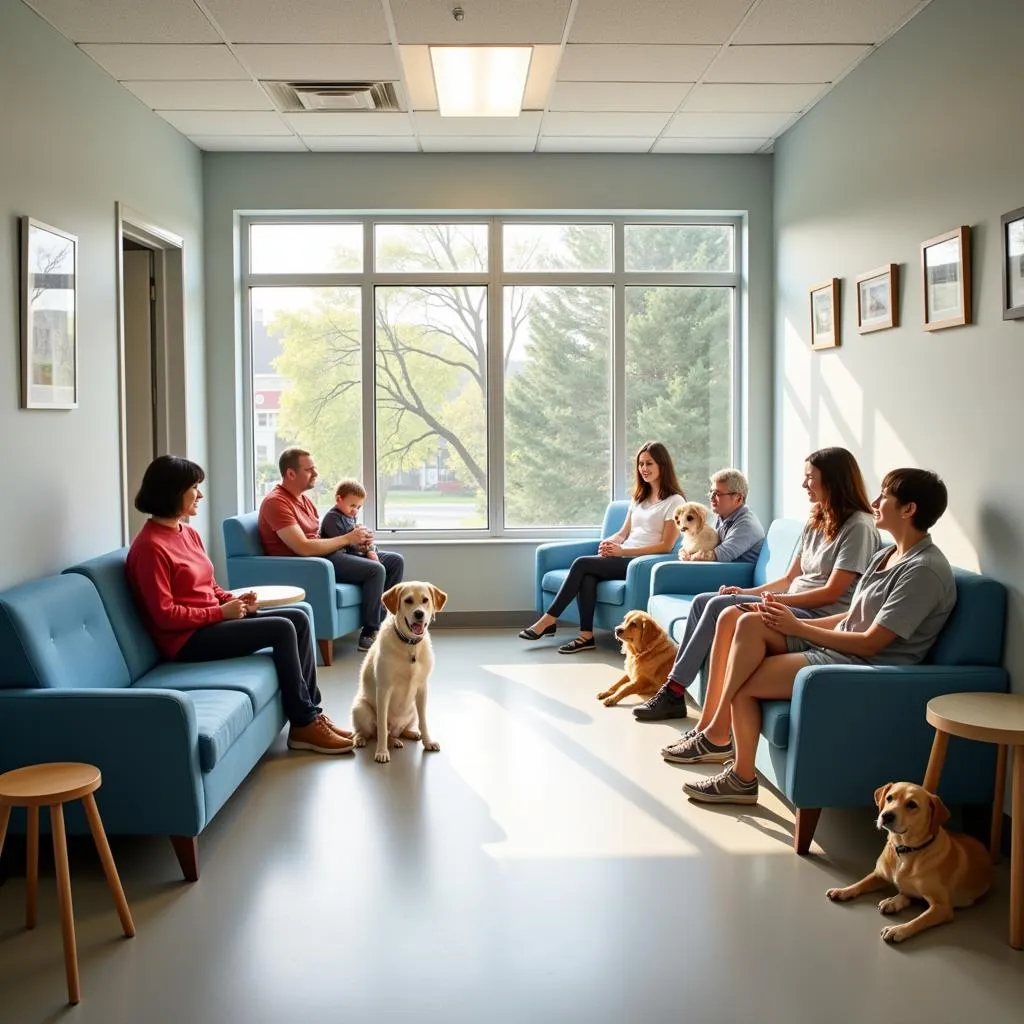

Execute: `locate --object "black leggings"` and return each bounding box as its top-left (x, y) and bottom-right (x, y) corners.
top-left (546, 555), bottom-right (630, 633)
top-left (175, 607), bottom-right (320, 727)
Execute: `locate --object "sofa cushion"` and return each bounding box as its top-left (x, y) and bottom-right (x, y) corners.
top-left (752, 519), bottom-right (804, 588)
top-left (926, 569), bottom-right (1007, 667)
top-left (541, 570), bottom-right (626, 607)
top-left (134, 655), bottom-right (280, 715)
top-left (64, 550), bottom-right (161, 681)
top-left (335, 583), bottom-right (364, 609)
top-left (223, 512), bottom-right (264, 558)
top-left (187, 689), bottom-right (254, 772)
top-left (760, 701), bottom-right (791, 748)
top-left (0, 574), bottom-right (131, 690)
top-left (648, 594), bottom-right (694, 639)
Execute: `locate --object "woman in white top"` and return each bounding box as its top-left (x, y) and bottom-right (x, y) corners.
top-left (519, 441), bottom-right (685, 654)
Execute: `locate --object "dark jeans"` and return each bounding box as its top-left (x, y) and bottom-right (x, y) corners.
top-left (175, 607), bottom-right (320, 727)
top-left (546, 555), bottom-right (630, 633)
top-left (327, 550), bottom-right (405, 630)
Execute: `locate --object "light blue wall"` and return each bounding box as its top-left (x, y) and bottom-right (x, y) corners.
top-left (774, 0), bottom-right (1024, 691)
top-left (0, 2), bottom-right (205, 588)
top-left (202, 152), bottom-right (774, 609)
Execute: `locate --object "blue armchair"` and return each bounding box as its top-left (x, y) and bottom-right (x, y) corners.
top-left (535, 500), bottom-right (681, 632)
top-left (222, 512), bottom-right (362, 665)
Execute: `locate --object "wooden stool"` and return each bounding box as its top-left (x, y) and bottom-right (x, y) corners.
top-left (0, 763), bottom-right (136, 1004)
top-left (923, 692), bottom-right (1024, 950)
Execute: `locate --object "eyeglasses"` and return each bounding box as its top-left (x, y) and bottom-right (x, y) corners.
top-left (707, 489), bottom-right (738, 499)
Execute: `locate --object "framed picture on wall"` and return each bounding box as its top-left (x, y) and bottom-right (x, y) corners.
top-left (809, 278), bottom-right (840, 349)
top-left (1001, 206), bottom-right (1024, 320)
top-left (856, 264), bottom-right (899, 333)
top-left (921, 225), bottom-right (971, 331)
top-left (20, 216), bottom-right (78, 409)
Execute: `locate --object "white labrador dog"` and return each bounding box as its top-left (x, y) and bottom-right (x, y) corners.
top-left (351, 581), bottom-right (447, 764)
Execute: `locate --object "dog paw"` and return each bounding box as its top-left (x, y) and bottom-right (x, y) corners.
top-left (596, 690), bottom-right (612, 700)
top-left (602, 696), bottom-right (619, 707)
top-left (391, 737), bottom-right (404, 749)
top-left (404, 729), bottom-right (421, 741)
top-left (880, 925), bottom-right (907, 944)
top-left (353, 733), bottom-right (367, 748)
top-left (374, 750), bottom-right (391, 764)
top-left (825, 888), bottom-right (850, 902)
top-left (423, 739), bottom-right (440, 752)
top-left (878, 895), bottom-right (909, 916)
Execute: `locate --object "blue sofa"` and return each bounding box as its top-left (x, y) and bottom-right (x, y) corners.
top-left (535, 500), bottom-right (681, 631)
top-left (223, 511), bottom-right (363, 665)
top-left (646, 521), bottom-right (1009, 853)
top-left (0, 549), bottom-right (298, 880)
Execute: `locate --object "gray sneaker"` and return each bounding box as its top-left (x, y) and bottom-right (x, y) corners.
top-left (632, 685), bottom-right (690, 721)
top-left (661, 731), bottom-right (733, 764)
top-left (683, 767), bottom-right (758, 805)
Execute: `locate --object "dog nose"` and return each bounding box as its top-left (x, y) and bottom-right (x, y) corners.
top-left (880, 810), bottom-right (895, 825)
top-left (413, 609), bottom-right (425, 620)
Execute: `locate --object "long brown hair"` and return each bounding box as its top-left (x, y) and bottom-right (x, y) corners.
top-left (806, 447), bottom-right (872, 541)
top-left (632, 441), bottom-right (685, 503)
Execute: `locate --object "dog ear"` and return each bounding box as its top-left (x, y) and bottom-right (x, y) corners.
top-left (928, 793), bottom-right (951, 831)
top-left (874, 783), bottom-right (894, 809)
top-left (429, 585), bottom-right (448, 614)
top-left (381, 584), bottom-right (402, 616)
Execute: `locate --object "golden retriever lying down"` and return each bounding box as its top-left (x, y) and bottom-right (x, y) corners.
top-left (352, 581), bottom-right (447, 764)
top-left (826, 781), bottom-right (993, 944)
top-left (596, 610), bottom-right (678, 707)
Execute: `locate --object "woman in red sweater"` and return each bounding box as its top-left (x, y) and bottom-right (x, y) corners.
top-left (126, 455), bottom-right (353, 755)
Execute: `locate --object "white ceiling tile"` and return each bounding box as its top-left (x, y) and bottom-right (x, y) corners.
top-left (558, 45), bottom-right (718, 82)
top-left (735, 0), bottom-right (926, 44)
top-left (122, 80), bottom-right (274, 111)
top-left (190, 135), bottom-right (308, 151)
top-left (24, 0), bottom-right (219, 43)
top-left (399, 46), bottom-right (436, 109)
top-left (284, 112), bottom-right (414, 137)
top-left (541, 111), bottom-right (671, 136)
top-left (413, 111), bottom-right (543, 137)
top-left (233, 45), bottom-right (400, 80)
top-left (569, 0), bottom-right (753, 44)
top-left (419, 136), bottom-right (538, 153)
top-left (663, 110), bottom-right (795, 138)
top-left (536, 136), bottom-right (654, 152)
top-left (158, 110), bottom-right (292, 135)
top-left (653, 137), bottom-right (770, 153)
top-left (390, 0), bottom-right (572, 44)
top-left (303, 136), bottom-right (421, 152)
top-left (523, 45), bottom-right (561, 109)
top-left (682, 82), bottom-right (824, 112)
top-left (202, 0), bottom-right (390, 44)
top-left (80, 44), bottom-right (248, 80)
top-left (549, 81), bottom-right (692, 112)
top-left (706, 44), bottom-right (871, 83)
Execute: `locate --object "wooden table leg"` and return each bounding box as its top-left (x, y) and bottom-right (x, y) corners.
top-left (82, 794), bottom-right (135, 938)
top-left (1011, 746), bottom-right (1023, 951)
top-left (923, 730), bottom-right (950, 792)
top-left (26, 805), bottom-right (39, 930)
top-left (50, 804), bottom-right (80, 1005)
top-left (0, 804), bottom-right (10, 861)
top-left (992, 744), bottom-right (1008, 864)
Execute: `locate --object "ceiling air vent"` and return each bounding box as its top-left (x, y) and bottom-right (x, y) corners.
top-left (264, 80), bottom-right (403, 112)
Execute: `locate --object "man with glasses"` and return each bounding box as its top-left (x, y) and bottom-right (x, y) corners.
top-left (633, 468), bottom-right (764, 721)
top-left (258, 448), bottom-right (404, 653)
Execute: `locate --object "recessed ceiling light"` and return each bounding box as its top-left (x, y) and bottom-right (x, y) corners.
top-left (429, 47), bottom-right (532, 117)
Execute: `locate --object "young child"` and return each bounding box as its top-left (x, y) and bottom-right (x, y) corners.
top-left (320, 480), bottom-right (379, 560)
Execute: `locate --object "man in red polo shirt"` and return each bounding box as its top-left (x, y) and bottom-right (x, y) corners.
top-left (258, 448), bottom-right (404, 653)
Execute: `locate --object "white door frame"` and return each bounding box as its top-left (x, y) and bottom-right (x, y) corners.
top-left (116, 203), bottom-right (188, 543)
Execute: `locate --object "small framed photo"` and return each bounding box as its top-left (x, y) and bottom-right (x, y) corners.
top-left (921, 225), bottom-right (971, 331)
top-left (856, 263), bottom-right (898, 333)
top-left (20, 216), bottom-right (78, 409)
top-left (809, 278), bottom-right (840, 349)
top-left (1001, 206), bottom-right (1024, 320)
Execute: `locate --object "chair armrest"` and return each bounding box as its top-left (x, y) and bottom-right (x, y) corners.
top-left (534, 540), bottom-right (599, 611)
top-left (624, 554), bottom-right (680, 608)
top-left (0, 688), bottom-right (205, 834)
top-left (784, 664), bottom-right (1009, 808)
top-left (650, 560), bottom-right (755, 597)
top-left (226, 555), bottom-right (337, 625)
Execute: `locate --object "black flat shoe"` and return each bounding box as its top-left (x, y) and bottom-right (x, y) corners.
top-left (558, 635), bottom-right (596, 654)
top-left (518, 624), bottom-right (557, 640)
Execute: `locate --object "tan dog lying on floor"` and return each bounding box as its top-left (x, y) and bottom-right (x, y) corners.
top-left (673, 502), bottom-right (719, 561)
top-left (597, 610), bottom-right (679, 707)
top-left (825, 781), bottom-right (993, 944)
top-left (351, 581), bottom-right (447, 764)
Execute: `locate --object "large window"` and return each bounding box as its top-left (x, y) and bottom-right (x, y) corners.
top-left (243, 217), bottom-right (741, 535)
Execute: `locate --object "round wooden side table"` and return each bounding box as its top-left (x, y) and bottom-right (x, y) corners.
top-left (231, 584), bottom-right (306, 609)
top-left (0, 763), bottom-right (136, 1004)
top-left (922, 692), bottom-right (1024, 949)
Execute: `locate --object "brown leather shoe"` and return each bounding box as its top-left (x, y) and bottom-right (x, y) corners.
top-left (320, 712), bottom-right (354, 739)
top-left (288, 715), bottom-right (355, 754)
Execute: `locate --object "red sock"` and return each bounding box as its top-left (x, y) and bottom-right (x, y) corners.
top-left (667, 680), bottom-right (686, 697)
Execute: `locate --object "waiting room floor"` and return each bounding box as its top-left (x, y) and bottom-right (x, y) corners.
top-left (1, 629), bottom-right (1022, 1023)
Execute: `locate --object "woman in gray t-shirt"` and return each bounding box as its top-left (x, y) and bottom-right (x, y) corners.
top-left (672, 468), bottom-right (955, 809)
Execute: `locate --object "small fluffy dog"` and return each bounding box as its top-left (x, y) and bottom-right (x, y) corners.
top-left (825, 781), bottom-right (993, 944)
top-left (351, 581), bottom-right (447, 764)
top-left (597, 610), bottom-right (679, 707)
top-left (673, 502), bottom-right (719, 561)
